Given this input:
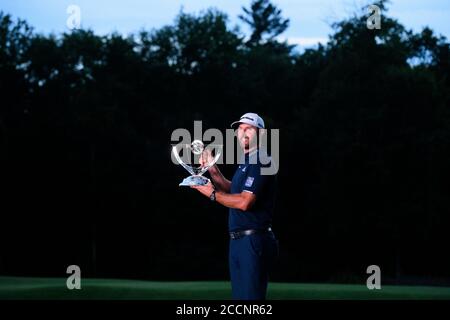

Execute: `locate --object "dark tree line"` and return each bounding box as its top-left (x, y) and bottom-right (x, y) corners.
top-left (0, 0), bottom-right (449, 284)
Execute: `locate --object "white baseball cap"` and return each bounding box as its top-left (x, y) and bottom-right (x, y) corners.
top-left (230, 112), bottom-right (265, 129)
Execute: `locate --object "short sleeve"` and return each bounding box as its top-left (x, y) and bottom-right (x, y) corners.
top-left (242, 163), bottom-right (270, 197)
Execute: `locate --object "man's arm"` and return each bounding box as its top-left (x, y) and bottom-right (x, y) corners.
top-left (191, 183), bottom-right (256, 212)
top-left (199, 150), bottom-right (231, 193)
top-left (208, 165), bottom-right (231, 193)
top-left (215, 190), bottom-right (256, 211)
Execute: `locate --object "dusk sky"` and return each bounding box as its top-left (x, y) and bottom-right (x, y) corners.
top-left (1, 0), bottom-right (449, 49)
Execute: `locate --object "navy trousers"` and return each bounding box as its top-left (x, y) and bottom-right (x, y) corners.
top-left (229, 231), bottom-right (279, 300)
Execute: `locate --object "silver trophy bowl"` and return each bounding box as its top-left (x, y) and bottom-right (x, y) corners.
top-left (172, 140), bottom-right (222, 186)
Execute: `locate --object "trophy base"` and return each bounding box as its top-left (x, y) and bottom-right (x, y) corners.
top-left (179, 175), bottom-right (210, 186)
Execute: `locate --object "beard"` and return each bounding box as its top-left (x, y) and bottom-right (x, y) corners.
top-left (240, 137), bottom-right (251, 150)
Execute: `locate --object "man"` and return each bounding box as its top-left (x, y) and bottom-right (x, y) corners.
top-left (192, 112), bottom-right (279, 300)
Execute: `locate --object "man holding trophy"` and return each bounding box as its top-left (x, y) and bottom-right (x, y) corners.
top-left (189, 112), bottom-right (279, 300)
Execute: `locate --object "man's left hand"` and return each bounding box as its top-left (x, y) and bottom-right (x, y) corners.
top-left (191, 182), bottom-right (215, 198)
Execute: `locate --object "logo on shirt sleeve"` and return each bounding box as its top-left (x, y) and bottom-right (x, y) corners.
top-left (245, 176), bottom-right (254, 188)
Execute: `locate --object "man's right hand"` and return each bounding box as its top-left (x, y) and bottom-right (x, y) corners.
top-left (199, 148), bottom-right (214, 168)
top-left (199, 147), bottom-right (231, 193)
top-left (199, 148), bottom-right (220, 175)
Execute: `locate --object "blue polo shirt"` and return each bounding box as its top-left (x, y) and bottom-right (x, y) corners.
top-left (229, 149), bottom-right (277, 232)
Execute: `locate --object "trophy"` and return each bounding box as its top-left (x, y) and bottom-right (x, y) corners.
top-left (172, 140), bottom-right (222, 186)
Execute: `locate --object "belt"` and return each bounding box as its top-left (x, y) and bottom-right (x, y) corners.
top-left (229, 227), bottom-right (272, 240)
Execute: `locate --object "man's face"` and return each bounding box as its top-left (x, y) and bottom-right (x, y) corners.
top-left (237, 123), bottom-right (258, 151)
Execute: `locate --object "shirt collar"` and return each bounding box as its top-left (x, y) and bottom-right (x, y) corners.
top-left (244, 148), bottom-right (259, 164)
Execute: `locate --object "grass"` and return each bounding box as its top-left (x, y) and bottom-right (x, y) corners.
top-left (1, 276), bottom-right (450, 300)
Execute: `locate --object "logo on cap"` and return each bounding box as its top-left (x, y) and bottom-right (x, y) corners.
top-left (231, 112), bottom-right (265, 129)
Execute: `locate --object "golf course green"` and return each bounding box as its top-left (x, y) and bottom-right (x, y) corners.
top-left (1, 276), bottom-right (450, 300)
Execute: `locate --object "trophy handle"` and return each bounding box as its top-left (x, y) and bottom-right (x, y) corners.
top-left (172, 146), bottom-right (195, 176)
top-left (172, 144), bottom-right (222, 176)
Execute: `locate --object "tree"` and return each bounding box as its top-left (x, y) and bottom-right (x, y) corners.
top-left (140, 9), bottom-right (242, 75)
top-left (239, 0), bottom-right (289, 46)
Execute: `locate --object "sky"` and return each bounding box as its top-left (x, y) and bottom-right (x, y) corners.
top-left (1, 0), bottom-right (450, 49)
